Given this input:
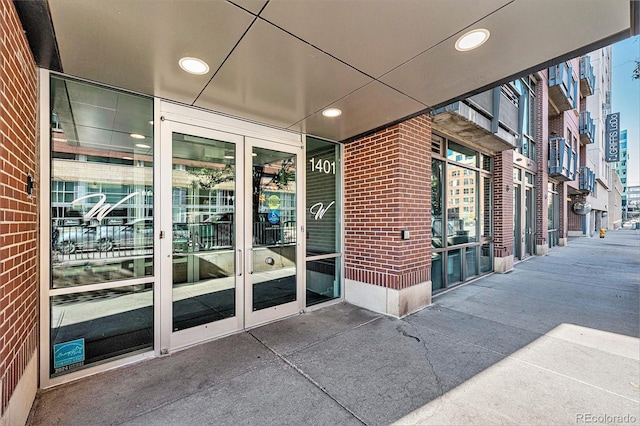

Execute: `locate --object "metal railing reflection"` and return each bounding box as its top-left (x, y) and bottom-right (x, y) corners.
top-left (253, 221), bottom-right (296, 246)
top-left (52, 220), bottom-right (297, 261)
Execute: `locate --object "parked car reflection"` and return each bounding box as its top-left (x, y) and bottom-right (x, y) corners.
top-left (53, 218), bottom-right (240, 256)
top-left (97, 218), bottom-right (154, 251)
top-left (54, 226), bottom-right (99, 254)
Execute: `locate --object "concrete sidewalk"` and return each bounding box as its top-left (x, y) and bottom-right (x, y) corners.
top-left (28, 230), bottom-right (640, 426)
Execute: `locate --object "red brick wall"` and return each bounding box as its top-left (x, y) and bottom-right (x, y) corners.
top-left (568, 207), bottom-right (584, 232)
top-left (535, 71), bottom-right (549, 247)
top-left (344, 115), bottom-right (431, 290)
top-left (558, 183), bottom-right (567, 238)
top-left (493, 150), bottom-right (514, 258)
top-left (0, 0), bottom-right (39, 414)
top-left (567, 193), bottom-right (586, 232)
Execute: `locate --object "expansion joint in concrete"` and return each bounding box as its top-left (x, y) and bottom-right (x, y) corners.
top-left (248, 331), bottom-right (368, 425)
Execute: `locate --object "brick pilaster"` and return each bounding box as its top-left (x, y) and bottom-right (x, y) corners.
top-left (493, 150), bottom-right (514, 271)
top-left (535, 71), bottom-right (549, 251)
top-left (344, 115), bottom-right (431, 291)
top-left (558, 184), bottom-right (568, 241)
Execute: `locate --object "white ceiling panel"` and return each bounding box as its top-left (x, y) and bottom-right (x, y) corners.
top-left (71, 104), bottom-right (116, 133)
top-left (230, 0), bottom-right (269, 15)
top-left (31, 0), bottom-right (632, 142)
top-left (49, 0), bottom-right (255, 104)
top-left (291, 81), bottom-right (426, 141)
top-left (74, 126), bottom-right (115, 148)
top-left (261, 0), bottom-right (511, 78)
top-left (194, 19), bottom-right (373, 129)
top-left (381, 0), bottom-right (631, 107)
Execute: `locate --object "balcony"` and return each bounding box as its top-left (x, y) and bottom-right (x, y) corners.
top-left (548, 63), bottom-right (578, 113)
top-left (579, 56), bottom-right (596, 97)
top-left (431, 87), bottom-right (517, 153)
top-left (549, 137), bottom-right (577, 182)
top-left (579, 166), bottom-right (596, 194)
top-left (579, 111), bottom-right (595, 145)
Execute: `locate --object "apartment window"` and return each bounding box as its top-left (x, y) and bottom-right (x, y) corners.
top-left (515, 78), bottom-right (536, 160)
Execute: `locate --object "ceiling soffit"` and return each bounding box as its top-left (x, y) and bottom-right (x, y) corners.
top-left (29, 0), bottom-right (633, 142)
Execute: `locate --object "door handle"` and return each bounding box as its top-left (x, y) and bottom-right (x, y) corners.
top-left (249, 248), bottom-right (254, 275)
top-left (237, 249), bottom-right (243, 276)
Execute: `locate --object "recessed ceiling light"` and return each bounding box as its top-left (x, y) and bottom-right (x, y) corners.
top-left (224, 155), bottom-right (235, 159)
top-left (135, 143), bottom-right (150, 149)
top-left (322, 108), bottom-right (342, 118)
top-left (455, 29), bottom-right (490, 51)
top-left (179, 57), bottom-right (210, 75)
top-left (252, 152), bottom-right (258, 157)
top-left (130, 133), bottom-right (145, 139)
top-left (123, 156), bottom-right (133, 160)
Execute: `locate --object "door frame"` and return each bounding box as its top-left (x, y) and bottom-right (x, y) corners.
top-left (156, 102), bottom-right (304, 353)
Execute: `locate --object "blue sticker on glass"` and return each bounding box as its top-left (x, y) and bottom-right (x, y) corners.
top-left (268, 210), bottom-right (280, 224)
top-left (54, 338), bottom-right (85, 368)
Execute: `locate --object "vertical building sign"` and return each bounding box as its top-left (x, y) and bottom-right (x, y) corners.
top-left (605, 113), bottom-right (620, 163)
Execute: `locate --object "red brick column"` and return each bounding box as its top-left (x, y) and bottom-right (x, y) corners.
top-left (535, 72), bottom-right (549, 254)
top-left (559, 184), bottom-right (569, 245)
top-left (344, 115), bottom-right (431, 316)
top-left (493, 150), bottom-right (514, 272)
top-left (0, 0), bottom-right (39, 422)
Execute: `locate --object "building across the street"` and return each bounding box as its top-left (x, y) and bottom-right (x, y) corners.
top-left (627, 185), bottom-right (640, 219)
top-left (1, 1), bottom-right (637, 425)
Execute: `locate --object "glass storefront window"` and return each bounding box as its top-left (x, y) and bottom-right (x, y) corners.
top-left (431, 252), bottom-right (443, 291)
top-left (49, 75), bottom-right (155, 377)
top-left (447, 141), bottom-right (477, 166)
top-left (480, 174), bottom-right (492, 238)
top-left (432, 159), bottom-right (444, 248)
top-left (50, 283), bottom-right (153, 377)
top-left (306, 257), bottom-right (341, 306)
top-left (447, 249), bottom-right (463, 286)
top-left (306, 137), bottom-right (341, 306)
top-left (447, 164), bottom-right (478, 245)
top-left (480, 243), bottom-right (493, 273)
top-left (431, 134), bottom-right (493, 293)
top-left (465, 246), bottom-right (478, 279)
top-left (481, 154), bottom-right (493, 172)
top-left (50, 75), bottom-right (154, 288)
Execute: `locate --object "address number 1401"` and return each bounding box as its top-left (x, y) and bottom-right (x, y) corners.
top-left (309, 158), bottom-right (336, 175)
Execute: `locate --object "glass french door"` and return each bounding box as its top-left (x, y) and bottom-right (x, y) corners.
top-left (244, 139), bottom-right (301, 328)
top-left (159, 121), bottom-right (301, 351)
